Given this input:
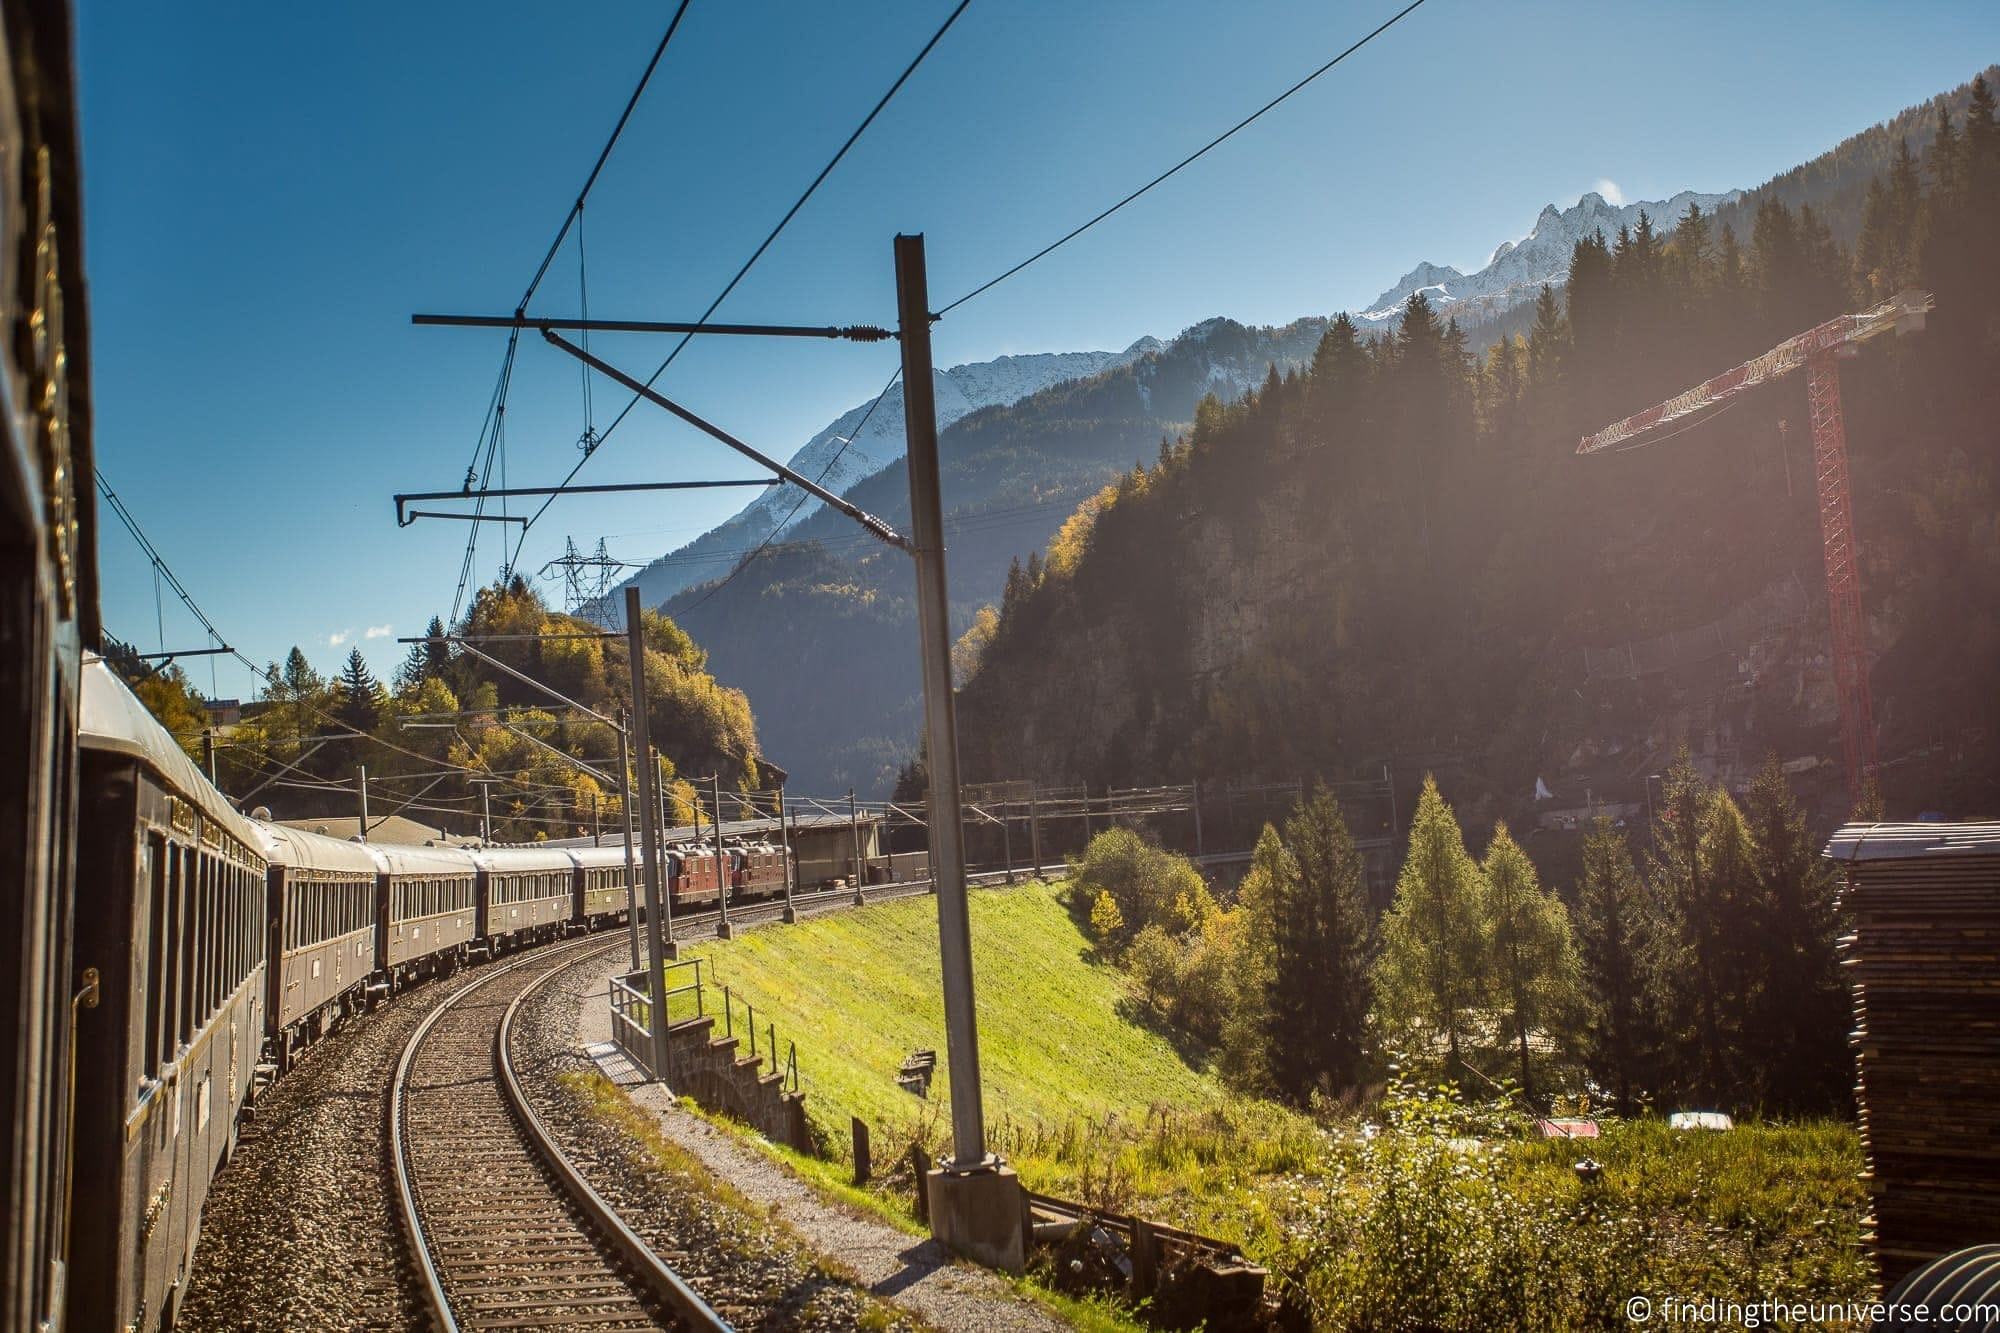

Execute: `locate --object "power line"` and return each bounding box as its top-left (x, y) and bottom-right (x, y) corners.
top-left (96, 470), bottom-right (233, 658)
top-left (512, 0), bottom-right (973, 545)
top-left (518, 2), bottom-right (694, 313)
top-left (450, 4), bottom-right (697, 619)
top-left (98, 466), bottom-right (566, 805)
top-left (936, 0), bottom-right (1427, 315)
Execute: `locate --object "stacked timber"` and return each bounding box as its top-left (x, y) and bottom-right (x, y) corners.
top-left (1824, 821), bottom-right (2000, 1287)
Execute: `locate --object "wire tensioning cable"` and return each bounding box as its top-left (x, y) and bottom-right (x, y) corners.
top-left (512, 0), bottom-right (973, 545)
top-left (936, 0), bottom-right (1427, 315)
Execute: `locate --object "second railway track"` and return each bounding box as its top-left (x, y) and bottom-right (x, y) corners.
top-left (392, 937), bottom-right (726, 1332)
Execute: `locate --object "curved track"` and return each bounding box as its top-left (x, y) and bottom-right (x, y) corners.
top-left (391, 937), bottom-right (727, 1331)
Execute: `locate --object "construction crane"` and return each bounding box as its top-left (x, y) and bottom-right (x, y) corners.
top-left (1578, 288), bottom-right (1934, 804)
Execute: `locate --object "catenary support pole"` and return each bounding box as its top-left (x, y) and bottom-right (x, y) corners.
top-left (1029, 782), bottom-right (1041, 875)
top-left (617, 712), bottom-right (641, 972)
top-left (850, 788), bottom-right (866, 905)
top-left (713, 773), bottom-right (733, 938)
top-left (779, 784), bottom-right (797, 922)
top-left (897, 234), bottom-right (989, 1169)
top-left (897, 232), bottom-right (1021, 1271)
top-left (625, 587), bottom-right (675, 1079)
top-left (1191, 777), bottom-right (1204, 858)
top-left (357, 765), bottom-right (369, 841)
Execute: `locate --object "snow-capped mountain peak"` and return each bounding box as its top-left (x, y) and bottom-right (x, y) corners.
top-left (1357, 187), bottom-right (1740, 328)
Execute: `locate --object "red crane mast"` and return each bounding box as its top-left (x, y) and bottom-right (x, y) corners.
top-left (1577, 289), bottom-right (1933, 804)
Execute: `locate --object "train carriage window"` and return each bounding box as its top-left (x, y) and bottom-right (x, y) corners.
top-left (203, 854), bottom-right (218, 1018)
top-left (177, 846), bottom-right (195, 1045)
top-left (144, 836), bottom-right (166, 1072)
top-left (201, 855), bottom-right (215, 1018)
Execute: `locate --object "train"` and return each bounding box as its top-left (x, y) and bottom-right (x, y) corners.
top-left (63, 654), bottom-right (794, 1330)
top-left (0, 2), bottom-right (98, 1329)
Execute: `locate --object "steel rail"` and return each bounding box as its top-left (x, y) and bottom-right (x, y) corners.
top-left (390, 935), bottom-right (668, 1332)
top-left (501, 949), bottom-right (730, 1330)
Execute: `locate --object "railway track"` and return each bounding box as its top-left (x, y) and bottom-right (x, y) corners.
top-left (391, 936), bottom-right (727, 1332)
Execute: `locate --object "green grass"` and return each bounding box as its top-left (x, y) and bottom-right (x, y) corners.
top-left (679, 880), bottom-right (1227, 1148)
top-left (666, 881), bottom-right (1871, 1329)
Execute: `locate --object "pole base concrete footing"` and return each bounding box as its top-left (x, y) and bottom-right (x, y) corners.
top-left (781, 906), bottom-right (798, 923)
top-left (661, 939), bottom-right (679, 961)
top-left (926, 1164), bottom-right (1025, 1274)
top-left (715, 920), bottom-right (735, 939)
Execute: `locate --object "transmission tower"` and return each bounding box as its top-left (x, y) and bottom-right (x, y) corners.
top-left (539, 537), bottom-right (636, 624)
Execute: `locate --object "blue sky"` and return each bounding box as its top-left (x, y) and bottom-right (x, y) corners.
top-left (79, 1), bottom-right (1999, 697)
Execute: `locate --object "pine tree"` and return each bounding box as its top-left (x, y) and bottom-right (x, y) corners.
top-left (336, 647), bottom-right (383, 732)
top-left (394, 637), bottom-right (430, 695)
top-left (1741, 757), bottom-right (1851, 1112)
top-left (1481, 821), bottom-right (1580, 1102)
top-left (282, 646), bottom-right (323, 697)
top-left (1648, 754), bottom-right (1723, 1100)
top-left (1525, 284), bottom-right (1567, 395)
top-left (1373, 775), bottom-right (1486, 1071)
top-left (1263, 786), bottom-right (1375, 1100)
top-left (1575, 818), bottom-right (1650, 1114)
top-left (422, 615), bottom-right (453, 680)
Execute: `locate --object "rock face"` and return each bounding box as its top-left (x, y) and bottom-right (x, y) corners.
top-left (1355, 188), bottom-right (1740, 328)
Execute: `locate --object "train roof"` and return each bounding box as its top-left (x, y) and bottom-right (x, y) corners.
top-left (468, 845), bottom-right (578, 873)
top-left (79, 657), bottom-right (262, 850)
top-left (1823, 821), bottom-right (2000, 863)
top-left (566, 844), bottom-right (639, 870)
top-left (369, 842), bottom-right (479, 878)
top-left (255, 821), bottom-right (382, 877)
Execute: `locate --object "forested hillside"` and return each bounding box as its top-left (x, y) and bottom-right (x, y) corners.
top-left (114, 579), bottom-right (767, 841)
top-left (665, 316), bottom-right (1330, 794)
top-left (956, 76), bottom-right (2000, 832)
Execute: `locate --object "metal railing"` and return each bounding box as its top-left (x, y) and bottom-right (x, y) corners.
top-left (607, 969), bottom-right (658, 1080)
top-left (719, 982), bottom-right (800, 1094)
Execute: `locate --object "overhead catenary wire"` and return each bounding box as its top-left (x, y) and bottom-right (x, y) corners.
top-left (936, 0), bottom-right (1428, 315)
top-left (449, 3), bottom-right (696, 617)
top-left (98, 465), bottom-right (563, 805)
top-left (511, 0), bottom-right (974, 545)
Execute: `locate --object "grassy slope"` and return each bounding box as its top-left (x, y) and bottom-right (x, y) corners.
top-left (677, 882), bottom-right (1872, 1325)
top-left (681, 880), bottom-right (1225, 1146)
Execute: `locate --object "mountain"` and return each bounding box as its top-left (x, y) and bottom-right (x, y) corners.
top-left (1355, 188), bottom-right (1740, 328)
top-left (599, 343), bottom-right (1162, 611)
top-left (952, 69), bottom-right (2000, 836)
top-left (663, 315), bottom-right (1329, 795)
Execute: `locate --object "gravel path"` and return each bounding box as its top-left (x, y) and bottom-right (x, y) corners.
top-left (514, 951), bottom-right (922, 1330)
top-left (571, 955), bottom-right (1069, 1333)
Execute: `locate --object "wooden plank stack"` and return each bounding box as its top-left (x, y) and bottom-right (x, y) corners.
top-left (1825, 821), bottom-right (2000, 1288)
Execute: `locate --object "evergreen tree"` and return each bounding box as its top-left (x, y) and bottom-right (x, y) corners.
top-left (1373, 775), bottom-right (1487, 1071)
top-left (1481, 821), bottom-right (1581, 1102)
top-left (1741, 757), bottom-right (1851, 1112)
top-left (1575, 818), bottom-right (1650, 1114)
top-left (1262, 786), bottom-right (1375, 1100)
top-left (394, 637), bottom-right (430, 695)
top-left (336, 647), bottom-right (384, 732)
top-left (423, 615), bottom-right (453, 680)
top-left (282, 646), bottom-right (324, 697)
